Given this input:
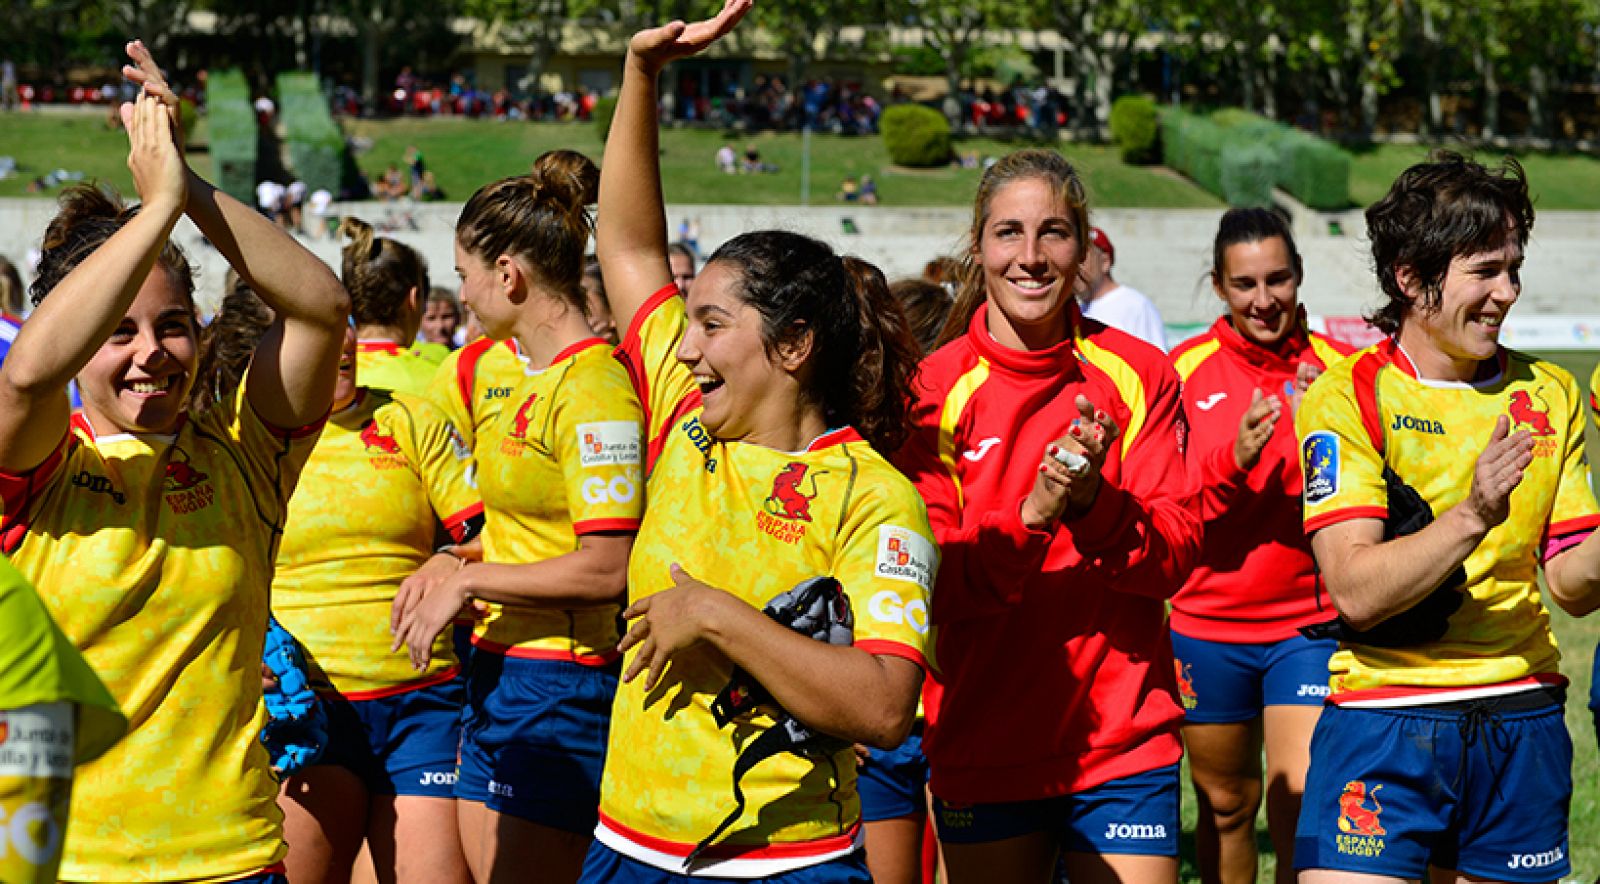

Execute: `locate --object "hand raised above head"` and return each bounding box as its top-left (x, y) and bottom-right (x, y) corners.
top-left (120, 40), bottom-right (187, 156)
top-left (628, 0), bottom-right (753, 70)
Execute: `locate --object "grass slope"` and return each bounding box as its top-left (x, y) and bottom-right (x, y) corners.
top-left (0, 112), bottom-right (1218, 207)
top-left (1349, 143), bottom-right (1600, 211)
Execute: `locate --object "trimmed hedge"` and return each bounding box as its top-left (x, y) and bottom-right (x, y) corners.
top-left (1160, 107), bottom-right (1350, 209)
top-left (205, 69), bottom-right (257, 206)
top-left (1109, 95), bottom-right (1159, 165)
top-left (277, 72), bottom-right (345, 195)
top-left (1279, 130), bottom-right (1351, 210)
top-left (881, 104), bottom-right (951, 168)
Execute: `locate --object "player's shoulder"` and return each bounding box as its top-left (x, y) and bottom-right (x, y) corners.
top-left (1508, 348), bottom-right (1578, 389)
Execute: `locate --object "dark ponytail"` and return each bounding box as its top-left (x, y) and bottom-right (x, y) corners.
top-left (707, 231), bottom-right (919, 455)
top-left (339, 215), bottom-right (428, 328)
top-left (189, 272), bottom-right (275, 415)
top-left (840, 257), bottom-right (920, 454)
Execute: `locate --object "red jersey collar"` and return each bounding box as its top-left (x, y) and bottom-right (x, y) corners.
top-left (551, 336), bottom-right (607, 365)
top-left (1210, 309), bottom-right (1312, 373)
top-left (807, 426), bottom-right (864, 451)
top-left (967, 302), bottom-right (1084, 378)
top-left (356, 340), bottom-right (403, 356)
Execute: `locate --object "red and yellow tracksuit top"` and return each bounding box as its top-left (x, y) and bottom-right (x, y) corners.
top-left (1169, 316), bottom-right (1353, 643)
top-left (894, 302), bottom-right (1201, 804)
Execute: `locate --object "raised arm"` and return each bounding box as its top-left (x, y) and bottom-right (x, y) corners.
top-left (595, 0), bottom-right (750, 333)
top-left (0, 94), bottom-right (185, 472)
top-left (124, 41), bottom-right (348, 428)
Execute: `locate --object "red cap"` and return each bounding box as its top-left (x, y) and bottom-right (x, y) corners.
top-left (1088, 227), bottom-right (1113, 264)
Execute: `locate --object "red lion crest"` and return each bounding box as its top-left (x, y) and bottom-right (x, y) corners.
top-left (763, 462), bottom-right (822, 522)
top-left (1174, 660), bottom-right (1197, 705)
top-left (511, 394), bottom-right (538, 439)
top-left (1508, 390), bottom-right (1556, 437)
top-left (360, 419), bottom-right (402, 454)
top-left (1337, 781), bottom-right (1385, 837)
top-left (163, 449), bottom-right (209, 492)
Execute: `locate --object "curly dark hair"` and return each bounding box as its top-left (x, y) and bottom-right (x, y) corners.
top-left (707, 231), bottom-right (921, 454)
top-left (1365, 151), bottom-right (1533, 334)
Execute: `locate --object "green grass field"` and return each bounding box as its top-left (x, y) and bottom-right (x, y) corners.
top-left (1348, 142), bottom-right (1600, 211)
top-left (1177, 348), bottom-right (1600, 884)
top-left (0, 111), bottom-right (1217, 207)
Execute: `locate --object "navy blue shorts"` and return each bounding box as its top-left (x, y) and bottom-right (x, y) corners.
top-left (932, 764), bottom-right (1180, 856)
top-left (1170, 629), bottom-right (1336, 724)
top-left (317, 675), bottom-right (464, 797)
top-left (859, 727), bottom-right (929, 822)
top-left (1294, 692), bottom-right (1571, 881)
top-left (455, 652), bottom-right (616, 833)
top-left (577, 840), bottom-right (871, 883)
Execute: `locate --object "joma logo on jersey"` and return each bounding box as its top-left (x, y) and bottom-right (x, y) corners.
top-left (1335, 780), bottom-right (1385, 857)
top-left (1389, 414), bottom-right (1445, 434)
top-left (164, 448), bottom-right (215, 514)
top-left (484, 386), bottom-right (514, 400)
top-left (680, 415), bottom-right (718, 472)
top-left (70, 470), bottom-right (125, 505)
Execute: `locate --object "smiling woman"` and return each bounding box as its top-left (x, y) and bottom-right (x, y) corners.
top-left (0, 40), bottom-right (348, 884)
top-left (893, 149), bottom-right (1201, 884)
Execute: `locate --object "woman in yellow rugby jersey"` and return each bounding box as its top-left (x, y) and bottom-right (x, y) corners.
top-left (390, 150), bottom-right (644, 884)
top-left (577, 3), bottom-right (935, 880)
top-left (197, 285), bottom-right (483, 883)
top-left (341, 216), bottom-right (440, 395)
top-left (0, 41), bottom-right (347, 884)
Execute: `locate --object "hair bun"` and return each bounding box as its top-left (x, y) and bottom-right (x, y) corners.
top-left (530, 149), bottom-right (600, 212)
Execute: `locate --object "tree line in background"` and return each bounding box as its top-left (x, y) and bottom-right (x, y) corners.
top-left (8, 0), bottom-right (1600, 141)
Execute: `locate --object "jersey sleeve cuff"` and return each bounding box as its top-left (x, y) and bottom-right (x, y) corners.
top-left (1304, 506), bottom-right (1388, 536)
top-left (856, 638), bottom-right (928, 672)
top-left (249, 396), bottom-right (331, 440)
top-left (1543, 514), bottom-right (1600, 562)
top-left (574, 517), bottom-right (642, 535)
top-left (0, 428), bottom-right (70, 554)
top-left (442, 502), bottom-right (486, 542)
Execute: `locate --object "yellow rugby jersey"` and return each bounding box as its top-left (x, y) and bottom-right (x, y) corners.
top-left (424, 337), bottom-right (526, 452)
top-left (472, 337), bottom-right (644, 663)
top-left (0, 391), bottom-right (322, 882)
top-left (0, 558), bottom-right (125, 884)
top-left (598, 286), bottom-right (935, 877)
top-left (1298, 340), bottom-right (1600, 704)
top-left (273, 389), bottom-right (482, 697)
top-left (356, 340), bottom-right (437, 397)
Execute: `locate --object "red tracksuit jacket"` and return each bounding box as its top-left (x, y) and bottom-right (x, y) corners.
top-left (1169, 316), bottom-right (1354, 643)
top-left (894, 302), bottom-right (1201, 803)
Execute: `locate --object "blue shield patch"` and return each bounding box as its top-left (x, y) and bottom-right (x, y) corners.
top-left (1302, 431), bottom-right (1340, 505)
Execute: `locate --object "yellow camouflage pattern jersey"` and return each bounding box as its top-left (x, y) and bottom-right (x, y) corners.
top-left (472, 337), bottom-right (644, 662)
top-left (597, 285), bottom-right (935, 877)
top-left (0, 388), bottom-right (322, 882)
top-left (356, 340), bottom-right (438, 397)
top-left (425, 337), bottom-right (526, 453)
top-left (273, 389), bottom-right (482, 697)
top-left (1298, 340), bottom-right (1600, 705)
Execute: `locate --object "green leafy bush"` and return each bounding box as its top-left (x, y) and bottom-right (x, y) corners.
top-left (593, 96), bottom-right (617, 143)
top-left (277, 72), bottom-right (345, 195)
top-left (1219, 142), bottom-right (1278, 207)
top-left (1279, 130), bottom-right (1351, 209)
top-left (1109, 95), bottom-right (1160, 164)
top-left (1161, 106), bottom-right (1350, 208)
top-left (881, 104), bottom-right (951, 168)
top-left (205, 69), bottom-right (257, 206)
